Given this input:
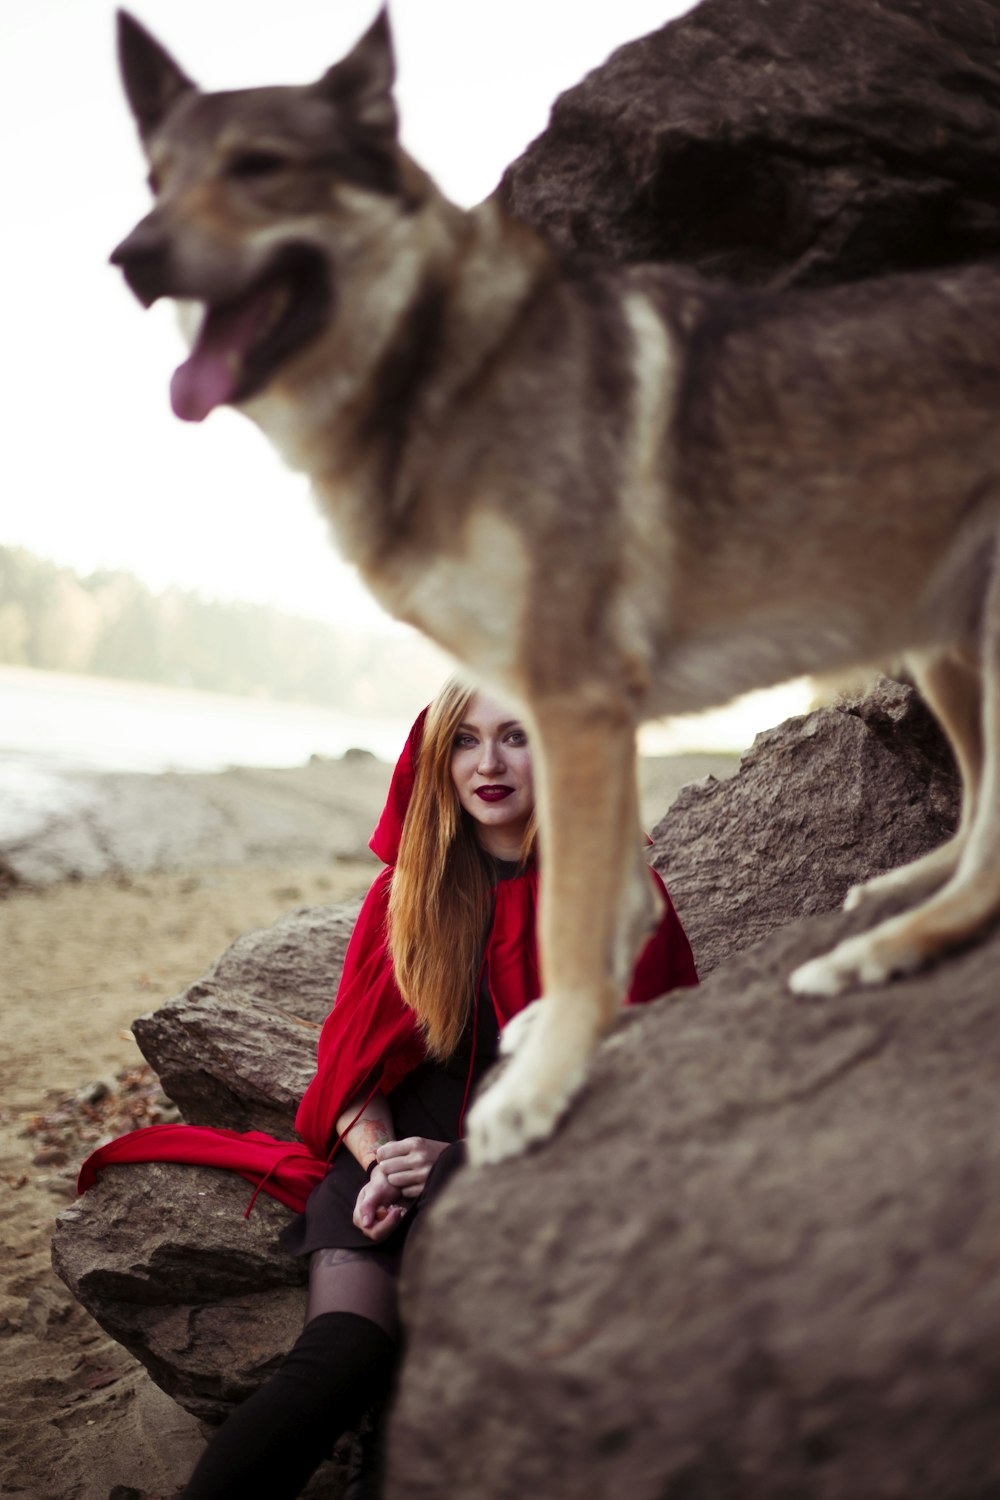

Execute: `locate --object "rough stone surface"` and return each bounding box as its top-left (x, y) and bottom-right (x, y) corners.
top-left (52, 1164), bottom-right (305, 1424)
top-left (52, 1168), bottom-right (360, 1496)
top-left (388, 902), bottom-right (1000, 1500)
top-left (131, 899), bottom-right (361, 1130)
top-left (132, 987), bottom-right (320, 1136)
top-left (501, 0), bottom-right (1000, 288)
top-left (50, 900), bottom-right (365, 1443)
top-left (652, 678), bottom-right (960, 976)
top-left (197, 900), bottom-right (362, 1025)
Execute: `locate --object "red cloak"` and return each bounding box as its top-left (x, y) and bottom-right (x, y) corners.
top-left (77, 711), bottom-right (697, 1214)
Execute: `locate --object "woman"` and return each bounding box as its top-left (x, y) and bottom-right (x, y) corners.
top-left (81, 679), bottom-right (697, 1499)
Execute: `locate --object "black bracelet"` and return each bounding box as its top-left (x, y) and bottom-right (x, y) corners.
top-left (364, 1158), bottom-right (380, 1181)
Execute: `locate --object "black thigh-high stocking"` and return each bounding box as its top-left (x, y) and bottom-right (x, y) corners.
top-left (181, 1249), bottom-right (401, 1500)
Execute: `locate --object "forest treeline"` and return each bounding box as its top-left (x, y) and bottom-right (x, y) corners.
top-left (0, 547), bottom-right (446, 716)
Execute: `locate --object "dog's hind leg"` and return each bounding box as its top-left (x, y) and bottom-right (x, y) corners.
top-left (467, 689), bottom-right (641, 1164)
top-left (843, 647), bottom-right (982, 912)
top-left (791, 559), bottom-right (1000, 997)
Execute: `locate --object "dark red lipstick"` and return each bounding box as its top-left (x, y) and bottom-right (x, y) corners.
top-left (475, 785), bottom-right (513, 802)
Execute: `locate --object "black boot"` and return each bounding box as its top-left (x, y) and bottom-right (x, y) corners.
top-left (342, 1417), bottom-right (384, 1500)
top-left (181, 1312), bottom-right (396, 1500)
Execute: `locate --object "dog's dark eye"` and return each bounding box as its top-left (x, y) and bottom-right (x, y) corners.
top-left (227, 151), bottom-right (287, 180)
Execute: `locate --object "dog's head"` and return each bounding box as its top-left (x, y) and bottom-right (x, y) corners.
top-left (112, 8), bottom-right (435, 424)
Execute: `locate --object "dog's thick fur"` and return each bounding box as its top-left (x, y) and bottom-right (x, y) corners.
top-left (112, 9), bottom-right (1000, 1162)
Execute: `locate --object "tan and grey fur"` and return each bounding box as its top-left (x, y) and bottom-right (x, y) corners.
top-left (113, 10), bottom-right (1000, 1162)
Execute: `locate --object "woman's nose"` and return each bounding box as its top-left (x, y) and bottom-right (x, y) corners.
top-left (478, 738), bottom-right (504, 774)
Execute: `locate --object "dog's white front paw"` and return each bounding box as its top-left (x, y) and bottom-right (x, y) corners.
top-left (466, 1061), bottom-right (584, 1165)
top-left (497, 999), bottom-right (543, 1059)
top-left (788, 950), bottom-right (857, 998)
top-left (789, 929), bottom-right (922, 997)
top-left (466, 1008), bottom-right (594, 1165)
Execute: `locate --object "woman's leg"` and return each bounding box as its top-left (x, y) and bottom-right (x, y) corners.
top-left (181, 1248), bottom-right (401, 1500)
top-left (306, 1246), bottom-right (401, 1339)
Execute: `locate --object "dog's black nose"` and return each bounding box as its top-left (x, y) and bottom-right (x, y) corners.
top-left (110, 218), bottom-right (170, 308)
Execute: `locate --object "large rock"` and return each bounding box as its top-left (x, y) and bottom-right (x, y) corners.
top-left (52, 902), bottom-right (365, 1439)
top-left (654, 678), bottom-right (960, 976)
top-left (132, 988), bottom-right (319, 1137)
top-left (501, 0), bottom-right (1000, 287)
top-left (388, 901), bottom-right (1000, 1499)
top-left (193, 900), bottom-right (363, 1026)
top-left (51, 1165), bottom-right (359, 1496)
top-left (52, 1164), bottom-right (304, 1425)
top-left (131, 899), bottom-right (361, 1131)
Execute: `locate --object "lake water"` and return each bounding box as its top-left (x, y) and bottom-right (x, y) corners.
top-left (0, 665), bottom-right (411, 839)
top-left (0, 664), bottom-right (812, 841)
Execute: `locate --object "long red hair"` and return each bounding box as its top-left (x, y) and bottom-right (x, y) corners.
top-left (388, 679), bottom-right (536, 1058)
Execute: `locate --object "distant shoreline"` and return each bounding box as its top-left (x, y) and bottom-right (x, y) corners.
top-left (0, 747), bottom-right (738, 889)
top-left (0, 659), bottom-right (813, 772)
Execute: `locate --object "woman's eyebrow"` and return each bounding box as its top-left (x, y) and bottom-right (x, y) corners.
top-left (456, 720), bottom-right (521, 734)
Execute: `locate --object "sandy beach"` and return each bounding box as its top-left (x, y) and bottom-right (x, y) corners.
top-left (0, 749), bottom-right (734, 1500)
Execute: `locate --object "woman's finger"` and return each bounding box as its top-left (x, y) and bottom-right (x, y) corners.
top-left (382, 1165), bottom-right (428, 1187)
top-left (377, 1138), bottom-right (443, 1167)
top-left (375, 1138), bottom-right (414, 1161)
top-left (364, 1204), bottom-right (407, 1242)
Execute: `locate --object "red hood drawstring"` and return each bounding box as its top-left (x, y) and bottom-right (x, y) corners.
top-left (244, 1071), bottom-right (385, 1217)
top-left (243, 1149), bottom-right (298, 1218)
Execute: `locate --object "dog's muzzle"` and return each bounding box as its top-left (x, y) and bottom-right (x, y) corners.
top-left (110, 217), bottom-right (172, 309)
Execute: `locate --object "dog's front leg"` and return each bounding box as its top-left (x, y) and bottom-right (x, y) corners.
top-left (467, 691), bottom-right (640, 1164)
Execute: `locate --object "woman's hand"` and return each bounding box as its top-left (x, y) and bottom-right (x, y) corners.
top-left (376, 1137), bottom-right (450, 1199)
top-left (353, 1164), bottom-right (407, 1243)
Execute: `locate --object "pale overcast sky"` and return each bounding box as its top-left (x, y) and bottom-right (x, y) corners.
top-left (1, 0), bottom-right (696, 635)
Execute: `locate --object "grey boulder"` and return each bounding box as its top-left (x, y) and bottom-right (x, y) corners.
top-left (388, 900), bottom-right (1000, 1499)
top-left (501, 0), bottom-right (1000, 288)
top-left (655, 678), bottom-right (959, 976)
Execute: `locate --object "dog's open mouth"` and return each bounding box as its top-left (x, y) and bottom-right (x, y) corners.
top-left (170, 247), bottom-right (330, 422)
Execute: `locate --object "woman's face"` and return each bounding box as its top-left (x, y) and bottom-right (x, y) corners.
top-left (450, 693), bottom-right (534, 860)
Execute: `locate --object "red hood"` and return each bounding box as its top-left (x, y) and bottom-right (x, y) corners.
top-left (369, 707), bottom-right (428, 865)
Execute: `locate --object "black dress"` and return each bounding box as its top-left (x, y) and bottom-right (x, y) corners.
top-left (279, 903), bottom-right (504, 1258)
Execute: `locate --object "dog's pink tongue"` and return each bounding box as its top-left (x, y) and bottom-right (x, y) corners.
top-left (170, 291), bottom-right (273, 423)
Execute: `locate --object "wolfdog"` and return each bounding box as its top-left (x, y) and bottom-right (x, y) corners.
top-left (111, 9), bottom-right (1000, 1162)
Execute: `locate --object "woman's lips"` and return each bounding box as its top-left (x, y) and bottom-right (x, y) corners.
top-left (475, 786), bottom-right (513, 802)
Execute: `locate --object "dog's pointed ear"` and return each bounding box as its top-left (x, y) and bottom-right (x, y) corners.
top-left (116, 10), bottom-right (197, 140)
top-left (314, 7), bottom-right (398, 135)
